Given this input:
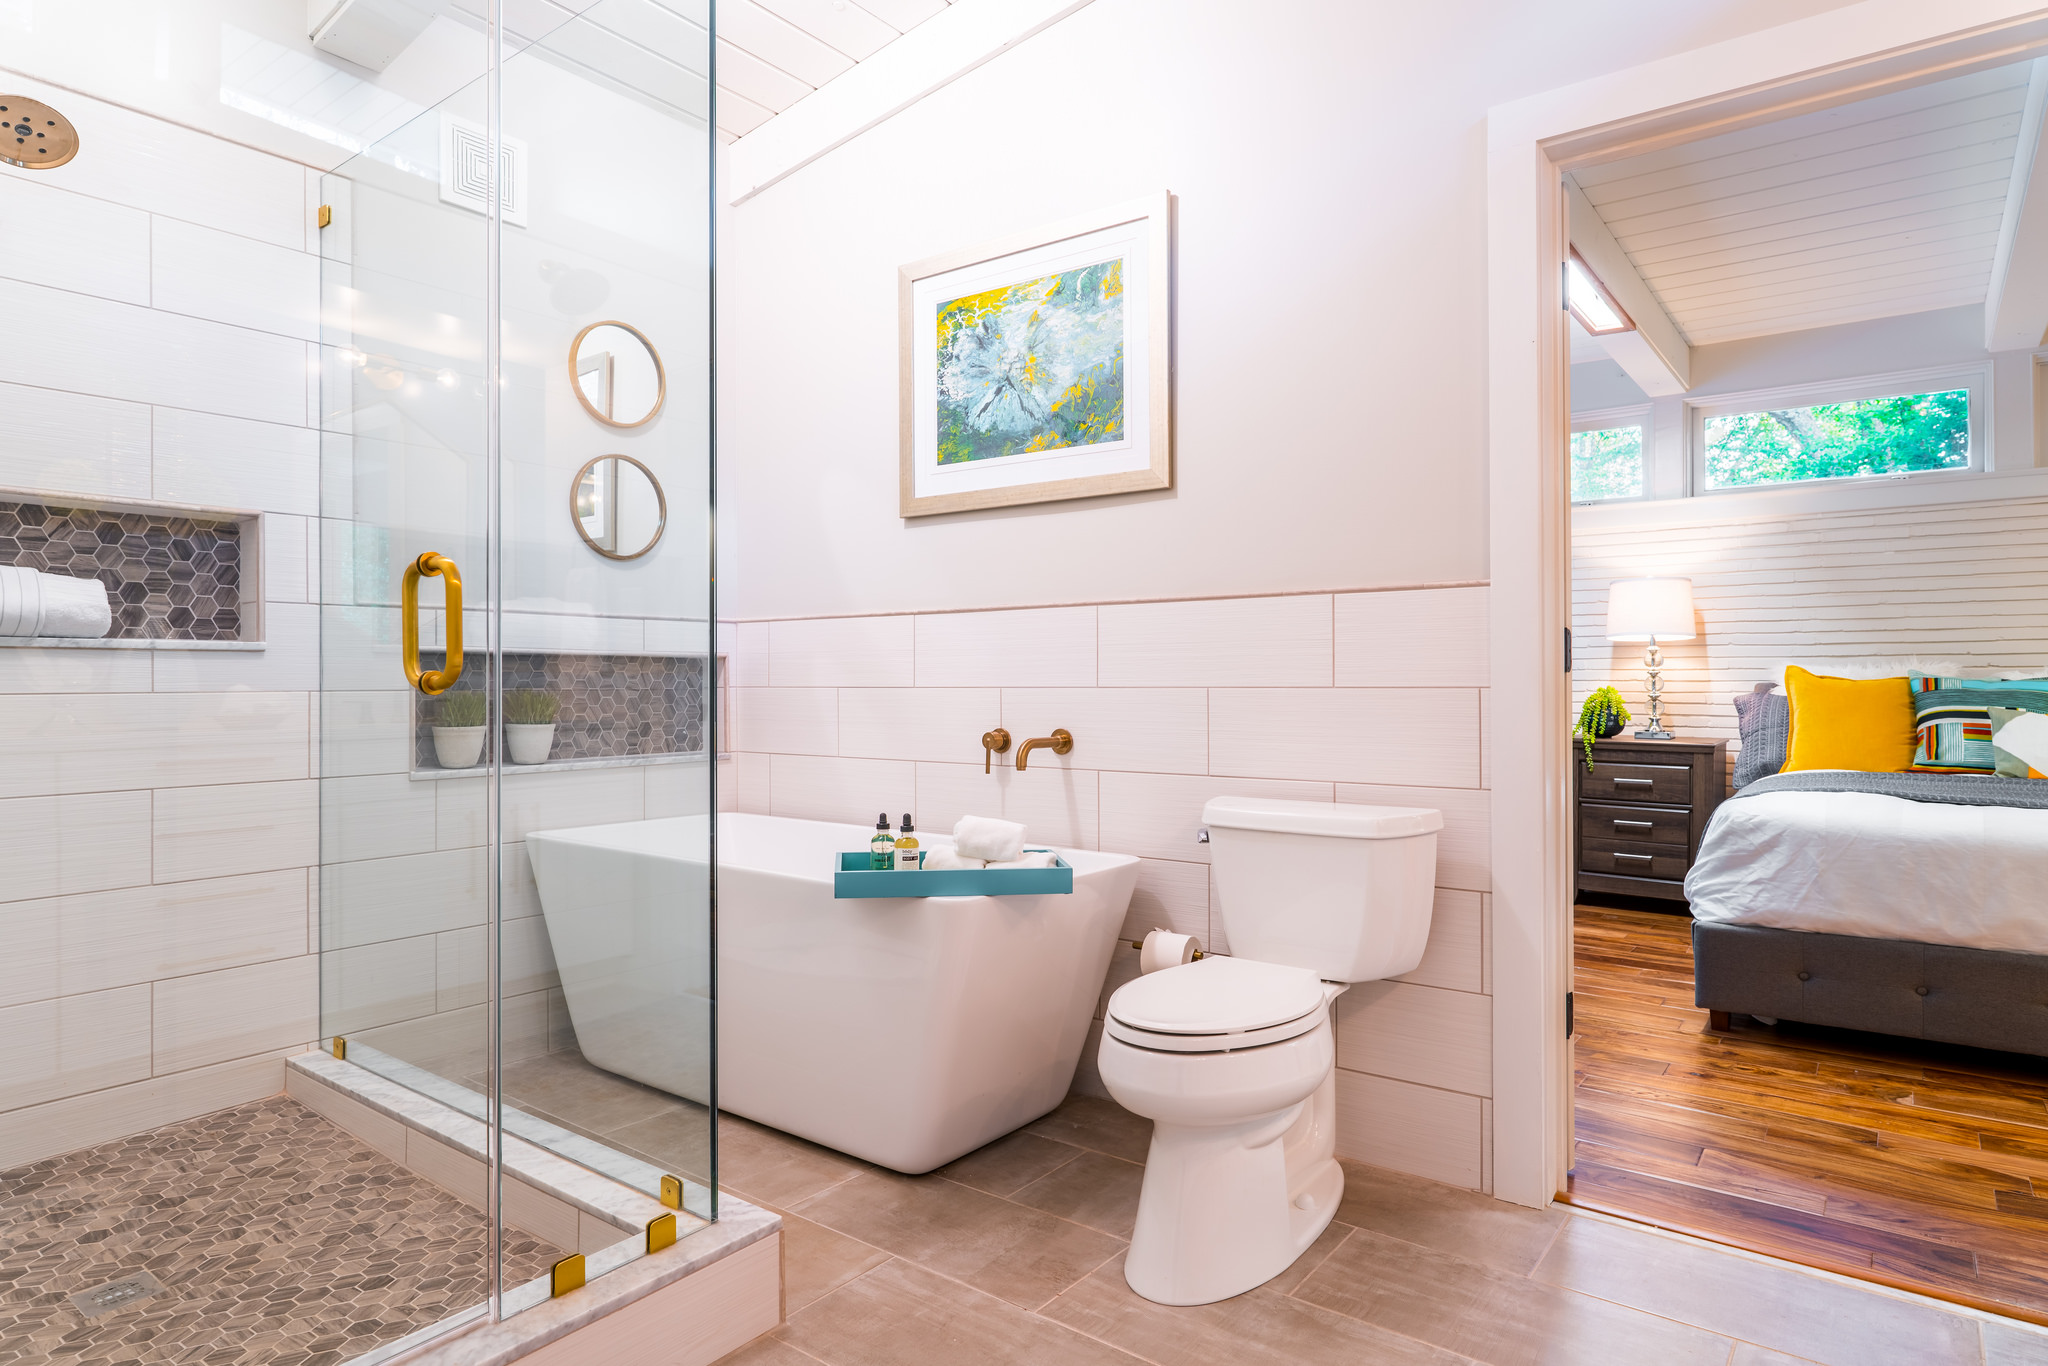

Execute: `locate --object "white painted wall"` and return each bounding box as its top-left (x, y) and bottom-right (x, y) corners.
top-left (718, 0), bottom-right (1867, 622)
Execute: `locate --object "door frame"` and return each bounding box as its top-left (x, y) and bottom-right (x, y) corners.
top-left (1484, 0), bottom-right (2048, 1209)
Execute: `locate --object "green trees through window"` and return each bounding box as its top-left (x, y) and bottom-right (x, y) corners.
top-left (1570, 425), bottom-right (1644, 501)
top-left (1702, 388), bottom-right (1969, 489)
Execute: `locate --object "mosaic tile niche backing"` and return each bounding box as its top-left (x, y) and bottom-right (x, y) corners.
top-left (0, 499), bottom-right (242, 640)
top-left (414, 651), bottom-right (707, 767)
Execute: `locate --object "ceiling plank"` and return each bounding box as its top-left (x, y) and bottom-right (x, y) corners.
top-left (1985, 59), bottom-right (2048, 350)
top-left (728, 0), bottom-right (1096, 205)
top-left (1568, 180), bottom-right (1690, 395)
top-left (753, 0), bottom-right (899, 61)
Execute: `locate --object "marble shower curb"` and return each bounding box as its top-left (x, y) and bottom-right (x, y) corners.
top-left (285, 1053), bottom-right (781, 1366)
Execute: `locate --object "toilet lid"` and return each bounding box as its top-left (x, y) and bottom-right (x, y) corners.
top-left (1107, 955), bottom-right (1324, 1035)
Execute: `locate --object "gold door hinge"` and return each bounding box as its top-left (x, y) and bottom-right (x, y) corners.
top-left (660, 1174), bottom-right (682, 1210)
top-left (550, 1254), bottom-right (585, 1297)
top-left (331, 1037), bottom-right (346, 1060)
top-left (318, 204), bottom-right (332, 229)
top-left (646, 1212), bottom-right (677, 1254)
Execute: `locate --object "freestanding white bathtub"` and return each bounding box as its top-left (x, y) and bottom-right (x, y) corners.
top-left (526, 812), bottom-right (1138, 1173)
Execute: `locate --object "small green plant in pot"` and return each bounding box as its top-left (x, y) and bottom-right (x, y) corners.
top-left (1574, 686), bottom-right (1632, 770)
top-left (432, 691), bottom-right (489, 769)
top-left (504, 690), bottom-right (559, 765)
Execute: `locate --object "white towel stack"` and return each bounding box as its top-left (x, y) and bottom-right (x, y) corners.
top-left (0, 566), bottom-right (112, 639)
top-left (952, 815), bottom-right (1026, 863)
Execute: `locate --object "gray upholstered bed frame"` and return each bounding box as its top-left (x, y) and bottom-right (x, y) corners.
top-left (1692, 920), bottom-right (2048, 1057)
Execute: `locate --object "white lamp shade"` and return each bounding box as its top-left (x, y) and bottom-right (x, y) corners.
top-left (1606, 576), bottom-right (1695, 642)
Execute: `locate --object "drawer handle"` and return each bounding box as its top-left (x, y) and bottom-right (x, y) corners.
top-left (1613, 852), bottom-right (1653, 862)
top-left (1612, 777), bottom-right (1653, 786)
top-left (1612, 819), bottom-right (1653, 830)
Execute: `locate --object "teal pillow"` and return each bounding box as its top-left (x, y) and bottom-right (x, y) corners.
top-left (1910, 676), bottom-right (2048, 772)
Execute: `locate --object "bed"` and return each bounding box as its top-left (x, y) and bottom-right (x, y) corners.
top-left (1685, 770), bottom-right (2048, 1056)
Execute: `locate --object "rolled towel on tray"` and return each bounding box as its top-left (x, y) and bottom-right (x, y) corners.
top-left (952, 814), bottom-right (1026, 863)
top-left (0, 566), bottom-right (112, 639)
top-left (921, 848), bottom-right (986, 871)
top-left (986, 850), bottom-right (1057, 870)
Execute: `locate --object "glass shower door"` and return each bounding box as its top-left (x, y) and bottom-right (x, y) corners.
top-left (315, 0), bottom-right (716, 1332)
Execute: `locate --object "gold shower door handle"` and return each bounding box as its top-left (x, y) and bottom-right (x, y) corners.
top-left (401, 552), bottom-right (464, 694)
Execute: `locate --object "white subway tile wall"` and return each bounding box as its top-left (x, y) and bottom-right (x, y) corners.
top-left (724, 585), bottom-right (1494, 1191)
top-left (0, 89), bottom-right (328, 1167)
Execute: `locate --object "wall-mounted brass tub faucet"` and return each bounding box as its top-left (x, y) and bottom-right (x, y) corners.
top-left (1016, 729), bottom-right (1073, 771)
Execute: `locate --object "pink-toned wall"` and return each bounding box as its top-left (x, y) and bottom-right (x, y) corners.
top-left (723, 584), bottom-right (1495, 1191)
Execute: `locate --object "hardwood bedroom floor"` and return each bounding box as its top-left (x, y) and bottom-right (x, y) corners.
top-left (1570, 903), bottom-right (2048, 1323)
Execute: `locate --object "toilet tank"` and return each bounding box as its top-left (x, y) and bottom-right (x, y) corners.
top-left (1203, 796), bottom-right (1442, 982)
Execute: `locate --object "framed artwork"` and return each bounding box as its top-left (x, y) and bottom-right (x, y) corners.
top-left (899, 192), bottom-right (1171, 517)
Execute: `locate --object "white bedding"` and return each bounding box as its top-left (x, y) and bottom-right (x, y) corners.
top-left (1685, 790), bottom-right (2048, 954)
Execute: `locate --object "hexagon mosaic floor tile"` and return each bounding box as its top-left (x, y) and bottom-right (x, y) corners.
top-left (0, 1096), bottom-right (562, 1365)
top-left (0, 500), bottom-right (242, 641)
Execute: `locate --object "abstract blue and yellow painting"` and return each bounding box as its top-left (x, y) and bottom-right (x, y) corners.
top-left (934, 258), bottom-right (1124, 464)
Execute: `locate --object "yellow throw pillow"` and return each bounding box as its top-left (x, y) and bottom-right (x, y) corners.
top-left (1782, 666), bottom-right (1918, 773)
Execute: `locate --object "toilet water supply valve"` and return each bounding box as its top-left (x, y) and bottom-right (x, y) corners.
top-left (1131, 928), bottom-right (1203, 973)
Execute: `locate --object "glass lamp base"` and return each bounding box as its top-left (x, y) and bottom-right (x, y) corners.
top-left (1634, 727), bottom-right (1676, 740)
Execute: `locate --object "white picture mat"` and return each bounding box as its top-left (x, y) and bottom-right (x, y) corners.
top-left (909, 220), bottom-right (1152, 500)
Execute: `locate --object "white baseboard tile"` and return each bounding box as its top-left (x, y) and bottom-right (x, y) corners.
top-left (1333, 1068), bottom-right (1483, 1190)
top-left (0, 1049), bottom-right (290, 1171)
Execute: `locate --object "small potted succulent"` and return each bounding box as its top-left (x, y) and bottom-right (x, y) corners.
top-left (504, 690), bottom-right (559, 765)
top-left (1574, 686), bottom-right (1632, 770)
top-left (432, 691), bottom-right (489, 769)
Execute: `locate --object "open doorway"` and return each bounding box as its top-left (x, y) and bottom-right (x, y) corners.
top-left (1560, 54), bottom-right (2048, 1320)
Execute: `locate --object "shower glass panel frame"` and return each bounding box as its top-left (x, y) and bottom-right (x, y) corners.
top-left (315, 0), bottom-right (718, 1336)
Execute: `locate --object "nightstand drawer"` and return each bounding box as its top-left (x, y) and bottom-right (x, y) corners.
top-left (1582, 838), bottom-right (1691, 881)
top-left (1582, 762), bottom-right (1692, 804)
top-left (1580, 802), bottom-right (1690, 848)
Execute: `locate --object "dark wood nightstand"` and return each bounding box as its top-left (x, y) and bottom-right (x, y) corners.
top-left (1574, 736), bottom-right (1728, 902)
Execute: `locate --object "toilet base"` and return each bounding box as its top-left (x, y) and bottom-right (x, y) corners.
top-left (1123, 1068), bottom-right (1342, 1306)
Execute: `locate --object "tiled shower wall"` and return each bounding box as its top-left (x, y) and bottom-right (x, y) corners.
top-left (0, 86), bottom-right (322, 1169)
top-left (727, 585), bottom-right (1495, 1192)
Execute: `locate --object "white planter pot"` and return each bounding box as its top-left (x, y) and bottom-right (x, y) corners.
top-left (433, 725), bottom-right (487, 769)
top-left (506, 723), bottom-right (556, 765)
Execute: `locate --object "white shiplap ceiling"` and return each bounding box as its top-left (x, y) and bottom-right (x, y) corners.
top-left (436, 0), bottom-right (955, 142)
top-left (1571, 63), bottom-right (2033, 347)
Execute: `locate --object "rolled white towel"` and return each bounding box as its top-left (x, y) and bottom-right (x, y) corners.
top-left (37, 571), bottom-right (112, 638)
top-left (0, 565), bottom-right (43, 637)
top-left (987, 850), bottom-right (1057, 870)
top-left (953, 814), bottom-right (1025, 863)
top-left (921, 848), bottom-right (986, 871)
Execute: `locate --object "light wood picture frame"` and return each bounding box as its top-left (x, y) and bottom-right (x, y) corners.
top-left (899, 192), bottom-right (1172, 517)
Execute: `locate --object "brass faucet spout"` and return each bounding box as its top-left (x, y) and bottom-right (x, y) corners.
top-left (1015, 728), bottom-right (1073, 771)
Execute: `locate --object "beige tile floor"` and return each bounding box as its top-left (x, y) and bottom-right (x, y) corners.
top-left (493, 1049), bottom-right (2048, 1366)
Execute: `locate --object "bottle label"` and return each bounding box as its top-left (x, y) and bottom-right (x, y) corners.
top-left (895, 846), bottom-right (920, 870)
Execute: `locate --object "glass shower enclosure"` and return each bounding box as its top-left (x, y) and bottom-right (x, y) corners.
top-left (314, 0), bottom-right (716, 1333)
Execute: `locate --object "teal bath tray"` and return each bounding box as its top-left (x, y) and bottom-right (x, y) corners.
top-left (833, 850), bottom-right (1073, 899)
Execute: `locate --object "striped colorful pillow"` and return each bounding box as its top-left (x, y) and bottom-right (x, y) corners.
top-left (1910, 677), bottom-right (2048, 772)
top-left (1990, 708), bottom-right (2048, 779)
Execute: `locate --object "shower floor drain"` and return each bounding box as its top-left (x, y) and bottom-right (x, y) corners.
top-left (69, 1270), bottom-right (166, 1319)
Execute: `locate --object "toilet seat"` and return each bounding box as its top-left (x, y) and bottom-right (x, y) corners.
top-left (1105, 956), bottom-right (1327, 1054)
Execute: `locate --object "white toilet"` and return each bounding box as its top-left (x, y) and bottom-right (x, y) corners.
top-left (1097, 795), bottom-right (1441, 1306)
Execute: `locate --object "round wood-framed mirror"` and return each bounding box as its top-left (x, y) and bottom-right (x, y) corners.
top-left (571, 454), bottom-right (667, 560)
top-left (569, 320), bottom-right (666, 428)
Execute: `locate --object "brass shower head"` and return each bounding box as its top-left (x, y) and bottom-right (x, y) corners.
top-left (0, 96), bottom-right (78, 170)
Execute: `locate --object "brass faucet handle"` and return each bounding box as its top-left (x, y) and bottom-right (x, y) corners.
top-left (981, 727), bottom-right (1011, 774)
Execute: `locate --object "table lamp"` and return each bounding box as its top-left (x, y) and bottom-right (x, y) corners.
top-left (1605, 576), bottom-right (1695, 740)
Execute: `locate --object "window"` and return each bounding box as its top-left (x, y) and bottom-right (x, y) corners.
top-left (1571, 413), bottom-right (1647, 502)
top-left (1697, 380), bottom-right (1976, 492)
